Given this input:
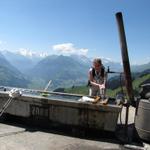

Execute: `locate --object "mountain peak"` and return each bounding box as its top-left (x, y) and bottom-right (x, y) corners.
top-left (17, 49), bottom-right (49, 58)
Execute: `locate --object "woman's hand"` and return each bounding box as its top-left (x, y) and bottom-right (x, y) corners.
top-left (99, 84), bottom-right (105, 89)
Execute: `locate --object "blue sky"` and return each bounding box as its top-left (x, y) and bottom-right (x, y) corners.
top-left (0, 0), bottom-right (150, 64)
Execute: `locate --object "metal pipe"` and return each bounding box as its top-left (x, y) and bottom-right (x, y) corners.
top-left (115, 12), bottom-right (134, 103)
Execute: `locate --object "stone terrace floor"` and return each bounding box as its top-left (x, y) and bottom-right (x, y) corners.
top-left (0, 106), bottom-right (150, 150)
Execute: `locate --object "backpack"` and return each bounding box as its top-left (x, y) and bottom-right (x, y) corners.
top-left (87, 66), bottom-right (105, 86)
top-left (91, 66), bottom-right (105, 78)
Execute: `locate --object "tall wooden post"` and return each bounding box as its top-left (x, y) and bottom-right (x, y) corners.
top-left (115, 12), bottom-right (134, 103)
top-left (116, 12), bottom-right (135, 135)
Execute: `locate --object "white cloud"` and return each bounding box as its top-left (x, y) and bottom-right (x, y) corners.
top-left (52, 43), bottom-right (88, 56)
top-left (79, 48), bottom-right (88, 56)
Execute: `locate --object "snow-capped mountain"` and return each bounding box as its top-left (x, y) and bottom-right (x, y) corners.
top-left (70, 54), bottom-right (122, 72)
top-left (70, 54), bottom-right (91, 66)
top-left (1, 50), bottom-right (123, 74)
top-left (17, 49), bottom-right (49, 58)
top-left (101, 58), bottom-right (122, 71)
top-left (1, 50), bottom-right (48, 73)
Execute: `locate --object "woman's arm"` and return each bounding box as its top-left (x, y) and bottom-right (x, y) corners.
top-left (89, 69), bottom-right (102, 88)
top-left (88, 69), bottom-right (107, 89)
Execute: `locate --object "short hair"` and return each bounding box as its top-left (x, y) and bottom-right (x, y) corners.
top-left (93, 58), bottom-right (102, 65)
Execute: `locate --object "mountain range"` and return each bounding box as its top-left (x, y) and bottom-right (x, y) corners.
top-left (0, 50), bottom-right (149, 89)
top-left (0, 52), bottom-right (30, 87)
top-left (1, 50), bottom-right (45, 73)
top-left (27, 55), bottom-right (90, 89)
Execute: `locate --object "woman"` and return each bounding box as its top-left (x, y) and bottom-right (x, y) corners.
top-left (88, 58), bottom-right (107, 97)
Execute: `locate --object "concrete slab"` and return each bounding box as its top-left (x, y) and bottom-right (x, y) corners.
top-left (0, 107), bottom-right (149, 150)
top-left (0, 129), bottom-right (120, 150)
top-left (0, 122), bottom-right (150, 150)
top-left (0, 123), bottom-right (25, 137)
top-left (0, 122), bottom-right (123, 150)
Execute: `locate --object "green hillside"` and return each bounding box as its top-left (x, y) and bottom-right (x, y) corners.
top-left (64, 73), bottom-right (150, 98)
top-left (64, 85), bottom-right (89, 95)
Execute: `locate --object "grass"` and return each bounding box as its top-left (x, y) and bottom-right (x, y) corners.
top-left (64, 74), bottom-right (150, 98)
